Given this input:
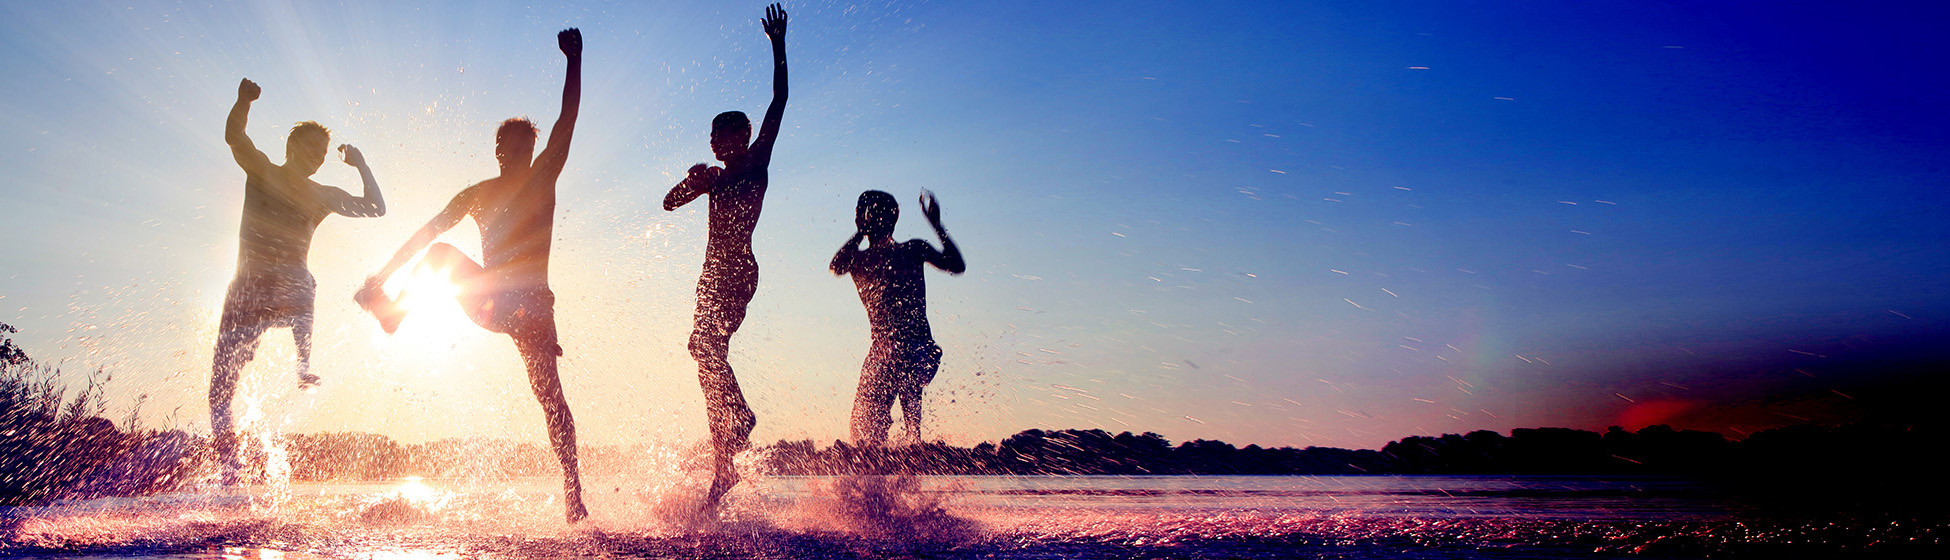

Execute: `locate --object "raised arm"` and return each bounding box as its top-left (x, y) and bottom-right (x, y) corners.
top-left (533, 28), bottom-right (583, 177)
top-left (749, 4), bottom-right (789, 163)
top-left (319, 144), bottom-right (386, 217)
top-left (226, 78), bottom-right (274, 172)
top-left (372, 188), bottom-right (474, 282)
top-left (830, 230), bottom-right (866, 275)
top-left (918, 190), bottom-right (965, 274)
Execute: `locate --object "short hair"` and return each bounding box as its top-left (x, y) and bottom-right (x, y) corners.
top-left (857, 190), bottom-right (899, 235)
top-left (713, 111), bottom-right (751, 134)
top-left (288, 121), bottom-right (330, 147)
top-left (497, 117), bottom-right (538, 146)
top-left (857, 190), bottom-right (897, 215)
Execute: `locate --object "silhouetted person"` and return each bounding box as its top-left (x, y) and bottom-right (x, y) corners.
top-left (211, 77), bottom-right (386, 485)
top-left (353, 29), bottom-right (587, 523)
top-left (830, 190), bottom-right (965, 447)
top-left (663, 3), bottom-right (788, 508)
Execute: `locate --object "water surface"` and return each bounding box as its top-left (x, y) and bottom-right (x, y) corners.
top-left (3, 475), bottom-right (1939, 558)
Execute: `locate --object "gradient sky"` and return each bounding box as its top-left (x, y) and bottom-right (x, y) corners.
top-left (2, 1), bottom-right (1946, 450)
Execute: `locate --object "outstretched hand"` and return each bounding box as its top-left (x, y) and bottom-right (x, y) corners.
top-left (762, 3), bottom-right (787, 41)
top-left (337, 144), bottom-right (366, 168)
top-left (558, 28), bottom-right (582, 57)
top-left (238, 78), bottom-right (261, 102)
top-left (919, 188), bottom-right (944, 227)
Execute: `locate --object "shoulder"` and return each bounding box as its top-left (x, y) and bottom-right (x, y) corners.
top-left (450, 182), bottom-right (491, 209)
top-left (901, 239), bottom-right (937, 260)
top-left (460, 180), bottom-right (495, 199)
top-left (236, 161), bottom-right (270, 180)
top-left (231, 144), bottom-right (277, 174)
top-left (306, 178), bottom-right (344, 198)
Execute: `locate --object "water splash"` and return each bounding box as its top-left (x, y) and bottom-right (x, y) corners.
top-left (4, 476), bottom-right (1945, 558)
top-left (776, 475), bottom-right (980, 543)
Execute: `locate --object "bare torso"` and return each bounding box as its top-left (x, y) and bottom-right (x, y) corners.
top-left (703, 159), bottom-right (767, 273)
top-left (849, 240), bottom-right (934, 343)
top-left (234, 168), bottom-right (331, 280)
top-left (467, 172), bottom-right (558, 291)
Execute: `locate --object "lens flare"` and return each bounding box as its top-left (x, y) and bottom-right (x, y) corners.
top-left (396, 476), bottom-right (440, 504)
top-left (382, 265), bottom-right (474, 341)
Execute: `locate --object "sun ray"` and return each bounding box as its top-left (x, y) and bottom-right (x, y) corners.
top-left (376, 251), bottom-right (477, 345)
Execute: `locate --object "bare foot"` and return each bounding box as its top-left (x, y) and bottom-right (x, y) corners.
top-left (703, 455), bottom-right (740, 511)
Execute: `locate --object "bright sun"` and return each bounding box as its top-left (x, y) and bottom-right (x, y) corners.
top-left (381, 265), bottom-right (477, 341)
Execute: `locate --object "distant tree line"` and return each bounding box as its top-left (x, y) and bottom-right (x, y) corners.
top-left (749, 422), bottom-right (1939, 481)
top-left (201, 422), bottom-right (1950, 484)
top-left (757, 430), bottom-right (1393, 476)
top-left (1, 322), bottom-right (1942, 512)
top-left (750, 424), bottom-right (1944, 512)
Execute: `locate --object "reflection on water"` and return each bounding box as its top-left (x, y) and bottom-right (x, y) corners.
top-left (820, 475), bottom-right (1739, 520)
top-left (3, 476), bottom-right (1942, 559)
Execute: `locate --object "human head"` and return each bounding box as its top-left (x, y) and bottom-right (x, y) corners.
top-left (710, 111), bottom-right (751, 162)
top-left (856, 190), bottom-right (898, 238)
top-left (285, 121), bottom-right (331, 176)
top-left (496, 118), bottom-right (538, 173)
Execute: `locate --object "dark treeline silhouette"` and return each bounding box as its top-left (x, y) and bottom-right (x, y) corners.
top-left (758, 430), bottom-right (1391, 476)
top-left (755, 424), bottom-right (1946, 513)
top-left (1, 324), bottom-right (202, 505)
top-left (1380, 425), bottom-right (1734, 475)
top-left (5, 322), bottom-right (1943, 514)
top-left (754, 421), bottom-right (1942, 486)
top-left (755, 427), bottom-right (1697, 476)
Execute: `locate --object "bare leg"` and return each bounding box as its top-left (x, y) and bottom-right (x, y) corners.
top-left (209, 319), bottom-right (265, 485)
top-left (422, 243), bottom-right (494, 323)
top-left (521, 345), bottom-right (587, 523)
top-left (690, 269), bottom-right (758, 509)
top-left (293, 313), bottom-right (319, 387)
top-left (896, 384), bottom-right (924, 446)
top-left (897, 346), bottom-right (940, 446)
top-left (849, 347), bottom-right (895, 447)
top-left (420, 243), bottom-right (485, 281)
top-left (691, 327), bottom-right (755, 507)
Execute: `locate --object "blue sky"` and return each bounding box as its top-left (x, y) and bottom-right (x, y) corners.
top-left (2, 1), bottom-right (1945, 449)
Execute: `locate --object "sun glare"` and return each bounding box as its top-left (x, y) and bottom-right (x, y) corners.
top-left (395, 476), bottom-right (440, 503)
top-left (381, 265), bottom-right (476, 342)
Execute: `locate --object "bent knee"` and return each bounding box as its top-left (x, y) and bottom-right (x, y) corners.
top-left (688, 330), bottom-right (728, 359)
top-left (426, 242), bottom-right (463, 260)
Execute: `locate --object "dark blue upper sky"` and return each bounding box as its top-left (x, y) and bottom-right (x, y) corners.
top-left (1, 1), bottom-right (1944, 448)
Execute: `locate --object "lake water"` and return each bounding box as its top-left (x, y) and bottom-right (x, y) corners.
top-left (2, 475), bottom-right (1941, 558)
